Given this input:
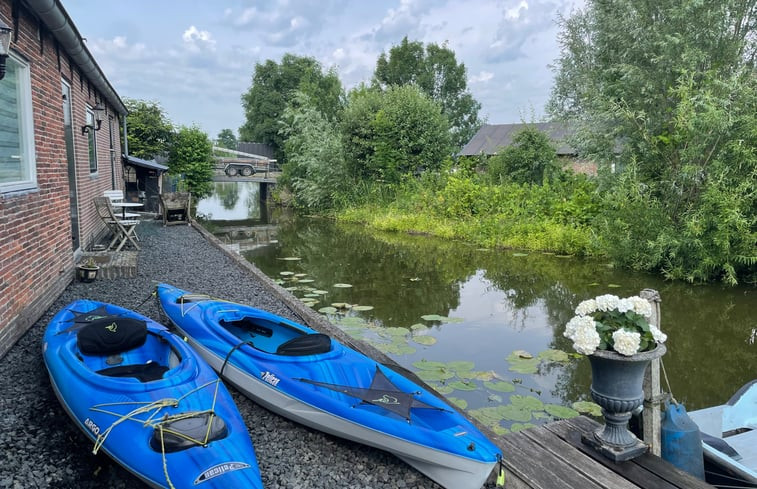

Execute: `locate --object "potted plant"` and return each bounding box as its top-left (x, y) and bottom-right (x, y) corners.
top-left (564, 294), bottom-right (667, 461)
top-left (76, 257), bottom-right (100, 283)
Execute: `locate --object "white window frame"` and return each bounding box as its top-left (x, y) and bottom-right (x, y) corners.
top-left (0, 53), bottom-right (37, 194)
top-left (86, 106), bottom-right (98, 173)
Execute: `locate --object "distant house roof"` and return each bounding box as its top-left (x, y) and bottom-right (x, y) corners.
top-left (123, 155), bottom-right (169, 172)
top-left (459, 122), bottom-right (577, 156)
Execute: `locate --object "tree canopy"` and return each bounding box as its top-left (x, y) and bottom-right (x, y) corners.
top-left (215, 129), bottom-right (237, 150)
top-left (373, 37), bottom-right (482, 149)
top-left (239, 54), bottom-right (344, 160)
top-left (548, 0), bottom-right (757, 284)
top-left (123, 98), bottom-right (173, 159)
top-left (168, 125), bottom-right (215, 198)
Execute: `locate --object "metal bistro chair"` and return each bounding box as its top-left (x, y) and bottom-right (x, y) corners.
top-left (94, 197), bottom-right (141, 252)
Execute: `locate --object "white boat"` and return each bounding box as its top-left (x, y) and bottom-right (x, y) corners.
top-left (688, 380), bottom-right (757, 488)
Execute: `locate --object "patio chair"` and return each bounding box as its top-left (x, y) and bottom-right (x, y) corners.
top-left (103, 189), bottom-right (140, 218)
top-left (159, 192), bottom-right (191, 226)
top-left (94, 197), bottom-right (141, 252)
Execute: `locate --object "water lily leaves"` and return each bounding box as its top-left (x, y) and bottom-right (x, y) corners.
top-left (284, 286), bottom-right (298, 291)
top-left (333, 283), bottom-right (353, 288)
top-left (352, 305), bottom-right (374, 312)
top-left (304, 293), bottom-right (320, 298)
top-left (538, 349), bottom-right (570, 363)
top-left (608, 283), bottom-right (622, 288)
top-left (459, 370), bottom-right (496, 382)
top-left (367, 340), bottom-right (416, 356)
top-left (510, 395), bottom-right (544, 412)
top-left (409, 277), bottom-right (422, 282)
top-left (421, 314), bottom-right (447, 321)
top-left (448, 380), bottom-right (478, 391)
top-left (278, 257), bottom-right (301, 261)
top-left (544, 404), bottom-right (580, 419)
top-left (572, 401), bottom-right (602, 417)
top-left (488, 394), bottom-right (503, 403)
top-left (412, 360), bottom-right (447, 371)
top-left (337, 316), bottom-right (366, 327)
top-left (381, 326), bottom-right (410, 337)
top-left (484, 381), bottom-right (516, 393)
top-left (447, 361), bottom-right (475, 372)
top-left (507, 358), bottom-right (540, 374)
top-left (509, 350), bottom-right (533, 360)
top-left (412, 335), bottom-right (437, 346)
top-left (318, 306), bottom-right (337, 314)
top-left (280, 271), bottom-right (295, 276)
top-left (512, 252), bottom-right (528, 257)
top-left (331, 302), bottom-right (351, 309)
top-left (491, 425), bottom-right (510, 435)
top-left (298, 279), bottom-right (315, 283)
top-left (448, 397), bottom-right (468, 409)
top-left (294, 273), bottom-right (308, 278)
top-left (410, 323), bottom-right (428, 331)
top-left (497, 404), bottom-right (532, 423)
top-left (312, 290), bottom-right (329, 295)
top-left (414, 369), bottom-right (455, 382)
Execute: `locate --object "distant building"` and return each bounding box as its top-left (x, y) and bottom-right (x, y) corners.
top-left (459, 122), bottom-right (596, 176)
top-left (237, 142), bottom-right (275, 160)
top-left (0, 0), bottom-right (127, 356)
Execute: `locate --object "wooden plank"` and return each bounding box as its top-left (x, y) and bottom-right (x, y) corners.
top-left (548, 417), bottom-right (715, 489)
top-left (520, 422), bottom-right (639, 489)
top-left (499, 427), bottom-right (606, 489)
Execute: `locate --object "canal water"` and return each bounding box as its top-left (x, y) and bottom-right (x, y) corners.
top-left (197, 181), bottom-right (756, 433)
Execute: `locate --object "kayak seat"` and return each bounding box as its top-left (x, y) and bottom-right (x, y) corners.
top-left (276, 333), bottom-right (331, 356)
top-left (77, 316), bottom-right (147, 356)
top-left (97, 361), bottom-right (170, 382)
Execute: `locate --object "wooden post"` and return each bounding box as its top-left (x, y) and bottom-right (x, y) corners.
top-left (641, 288), bottom-right (663, 456)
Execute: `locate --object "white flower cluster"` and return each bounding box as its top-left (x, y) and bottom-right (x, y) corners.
top-left (564, 315), bottom-right (601, 355)
top-left (612, 329), bottom-right (641, 356)
top-left (565, 294), bottom-right (666, 356)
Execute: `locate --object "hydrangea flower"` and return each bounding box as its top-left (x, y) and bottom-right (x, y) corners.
top-left (564, 294), bottom-right (666, 356)
top-left (612, 329), bottom-right (641, 356)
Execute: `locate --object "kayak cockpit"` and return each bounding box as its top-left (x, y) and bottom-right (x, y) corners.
top-left (219, 316), bottom-right (332, 356)
top-left (75, 316), bottom-right (181, 383)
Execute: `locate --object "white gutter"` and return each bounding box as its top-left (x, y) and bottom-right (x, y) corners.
top-left (22, 0), bottom-right (127, 115)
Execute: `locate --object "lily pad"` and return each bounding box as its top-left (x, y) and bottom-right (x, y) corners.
top-left (318, 307), bottom-right (338, 314)
top-left (284, 286), bottom-right (298, 291)
top-left (303, 293), bottom-right (320, 298)
top-left (431, 384), bottom-right (454, 395)
top-left (459, 370), bottom-right (496, 382)
top-left (608, 283), bottom-right (622, 288)
top-left (333, 283), bottom-right (353, 288)
top-left (421, 314), bottom-right (447, 321)
top-left (331, 302), bottom-right (351, 309)
top-left (544, 404), bottom-right (580, 419)
top-left (352, 305), bottom-right (374, 312)
top-left (507, 358), bottom-right (540, 374)
top-left (484, 381), bottom-right (516, 393)
top-left (538, 349), bottom-right (570, 363)
top-left (497, 404), bottom-right (532, 423)
top-left (410, 323), bottom-right (428, 331)
top-left (511, 423), bottom-right (537, 432)
top-left (508, 350), bottom-right (534, 360)
top-left (279, 257), bottom-right (301, 261)
top-left (412, 360), bottom-right (447, 371)
top-left (312, 290), bottom-right (329, 295)
top-left (487, 394), bottom-right (503, 403)
top-left (414, 369), bottom-right (455, 382)
top-left (492, 425), bottom-right (510, 435)
top-left (382, 327), bottom-right (410, 337)
top-left (510, 395), bottom-right (544, 412)
top-left (448, 397), bottom-right (468, 409)
top-left (412, 335), bottom-right (437, 346)
top-left (448, 380), bottom-right (478, 391)
top-left (294, 273), bottom-right (308, 277)
top-left (447, 361), bottom-right (475, 372)
top-left (279, 271), bottom-right (295, 276)
top-left (337, 316), bottom-right (366, 326)
top-left (572, 401), bottom-right (602, 417)
top-left (512, 252), bottom-right (528, 257)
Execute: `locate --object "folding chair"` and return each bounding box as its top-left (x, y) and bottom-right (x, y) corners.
top-left (103, 190), bottom-right (140, 219)
top-left (94, 197), bottom-right (141, 252)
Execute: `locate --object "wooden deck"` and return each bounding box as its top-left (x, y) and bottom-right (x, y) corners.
top-left (498, 416), bottom-right (714, 489)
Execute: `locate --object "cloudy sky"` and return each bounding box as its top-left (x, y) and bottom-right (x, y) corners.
top-left (64, 0), bottom-right (584, 141)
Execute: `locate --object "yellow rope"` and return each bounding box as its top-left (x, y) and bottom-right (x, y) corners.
top-left (89, 379), bottom-right (222, 488)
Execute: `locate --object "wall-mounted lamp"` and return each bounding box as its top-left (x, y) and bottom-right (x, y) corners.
top-left (81, 103), bottom-right (106, 135)
top-left (0, 19), bottom-right (12, 81)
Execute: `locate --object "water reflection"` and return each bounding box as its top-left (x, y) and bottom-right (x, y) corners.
top-left (196, 181), bottom-right (262, 221)
top-left (196, 183), bottom-right (756, 431)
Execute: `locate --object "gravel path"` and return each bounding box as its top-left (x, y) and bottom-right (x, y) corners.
top-left (0, 219), bottom-right (489, 489)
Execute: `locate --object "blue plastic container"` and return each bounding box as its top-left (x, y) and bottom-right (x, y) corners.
top-left (661, 401), bottom-right (705, 479)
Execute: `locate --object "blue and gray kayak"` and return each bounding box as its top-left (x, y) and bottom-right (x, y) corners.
top-left (157, 283), bottom-right (502, 489)
top-left (42, 300), bottom-right (263, 489)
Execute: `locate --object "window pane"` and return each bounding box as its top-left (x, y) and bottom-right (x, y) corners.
top-left (87, 109), bottom-right (97, 172)
top-left (0, 59), bottom-right (26, 184)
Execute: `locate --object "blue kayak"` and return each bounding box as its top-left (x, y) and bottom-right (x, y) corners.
top-left (42, 300), bottom-right (263, 489)
top-left (157, 283), bottom-right (502, 489)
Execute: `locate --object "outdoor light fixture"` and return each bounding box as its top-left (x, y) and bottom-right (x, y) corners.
top-left (81, 103), bottom-right (106, 135)
top-left (0, 19), bottom-right (12, 81)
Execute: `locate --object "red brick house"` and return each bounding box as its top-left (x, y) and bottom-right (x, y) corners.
top-left (0, 0), bottom-right (127, 356)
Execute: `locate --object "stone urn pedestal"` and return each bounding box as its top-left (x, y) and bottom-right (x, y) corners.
top-left (582, 344), bottom-right (666, 462)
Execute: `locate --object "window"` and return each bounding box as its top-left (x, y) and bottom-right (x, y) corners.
top-left (86, 107), bottom-right (97, 173)
top-left (0, 54), bottom-right (36, 193)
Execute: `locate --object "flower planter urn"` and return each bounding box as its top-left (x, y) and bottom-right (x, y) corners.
top-left (583, 344), bottom-right (666, 462)
top-left (76, 264), bottom-right (100, 282)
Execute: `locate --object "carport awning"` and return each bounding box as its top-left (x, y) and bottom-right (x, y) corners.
top-left (123, 155), bottom-right (169, 172)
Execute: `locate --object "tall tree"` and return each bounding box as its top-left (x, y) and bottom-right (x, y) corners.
top-left (373, 37), bottom-right (482, 149)
top-left (239, 54), bottom-right (344, 160)
top-left (168, 125), bottom-right (215, 198)
top-left (216, 129), bottom-right (237, 150)
top-left (123, 98), bottom-right (173, 159)
top-left (548, 0), bottom-right (757, 284)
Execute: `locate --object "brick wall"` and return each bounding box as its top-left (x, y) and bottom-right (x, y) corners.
top-left (0, 1), bottom-right (124, 357)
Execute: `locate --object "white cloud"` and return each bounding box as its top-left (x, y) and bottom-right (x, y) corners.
top-left (182, 26), bottom-right (216, 52)
top-left (469, 71), bottom-right (494, 84)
